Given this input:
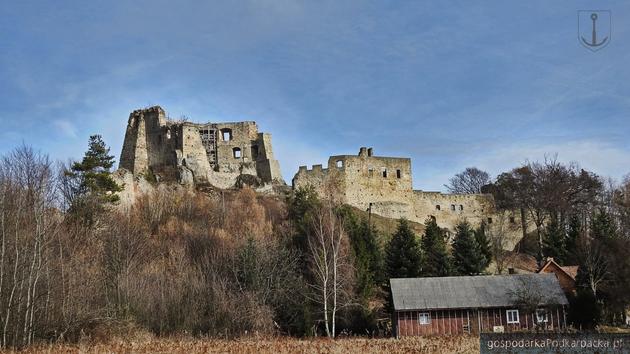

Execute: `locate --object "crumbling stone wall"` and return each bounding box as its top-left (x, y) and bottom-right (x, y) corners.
top-left (293, 147), bottom-right (522, 246)
top-left (119, 106), bottom-right (284, 189)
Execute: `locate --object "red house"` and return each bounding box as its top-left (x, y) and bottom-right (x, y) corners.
top-left (390, 274), bottom-right (568, 337)
top-left (537, 258), bottom-right (578, 294)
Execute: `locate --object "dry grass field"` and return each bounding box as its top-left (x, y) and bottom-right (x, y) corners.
top-left (8, 336), bottom-right (479, 354)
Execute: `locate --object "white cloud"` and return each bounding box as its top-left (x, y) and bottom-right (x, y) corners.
top-left (52, 120), bottom-right (78, 138)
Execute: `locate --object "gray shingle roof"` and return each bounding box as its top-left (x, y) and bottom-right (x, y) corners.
top-left (390, 274), bottom-right (568, 311)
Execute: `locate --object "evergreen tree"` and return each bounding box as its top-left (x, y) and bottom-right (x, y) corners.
top-left (385, 218), bottom-right (422, 314)
top-left (542, 217), bottom-right (566, 264)
top-left (385, 219), bottom-right (422, 279)
top-left (567, 289), bottom-right (601, 330)
top-left (340, 207), bottom-right (384, 333)
top-left (66, 134), bottom-right (122, 223)
top-left (474, 222), bottom-right (492, 269)
top-left (338, 206), bottom-right (384, 302)
top-left (565, 214), bottom-right (581, 265)
top-left (420, 218), bottom-right (451, 277)
top-left (287, 185), bottom-right (320, 253)
top-left (452, 221), bottom-right (487, 275)
top-left (591, 208), bottom-right (617, 241)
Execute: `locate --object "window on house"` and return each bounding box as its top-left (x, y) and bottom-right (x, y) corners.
top-left (382, 168), bottom-right (387, 178)
top-left (487, 217), bottom-right (493, 224)
top-left (451, 204), bottom-right (456, 211)
top-left (509, 216), bottom-right (516, 224)
top-left (396, 169), bottom-right (401, 178)
top-left (536, 309), bottom-right (548, 323)
top-left (221, 128), bottom-right (232, 141)
top-left (233, 147), bottom-right (241, 159)
top-left (418, 312), bottom-right (430, 325)
top-left (436, 205), bottom-right (441, 211)
top-left (336, 160), bottom-right (343, 168)
top-left (506, 309), bottom-right (519, 324)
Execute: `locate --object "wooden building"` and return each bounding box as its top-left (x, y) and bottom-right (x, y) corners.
top-left (537, 258), bottom-right (578, 294)
top-left (390, 274), bottom-right (568, 337)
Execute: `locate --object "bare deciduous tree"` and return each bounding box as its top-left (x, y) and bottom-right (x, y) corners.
top-left (487, 214), bottom-right (510, 274)
top-left (444, 167), bottom-right (491, 194)
top-left (306, 204), bottom-right (353, 338)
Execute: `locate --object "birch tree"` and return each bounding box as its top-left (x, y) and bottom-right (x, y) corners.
top-left (306, 205), bottom-right (353, 338)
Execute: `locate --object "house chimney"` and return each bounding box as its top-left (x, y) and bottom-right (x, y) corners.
top-left (359, 147), bottom-right (367, 157)
top-left (367, 148), bottom-right (373, 157)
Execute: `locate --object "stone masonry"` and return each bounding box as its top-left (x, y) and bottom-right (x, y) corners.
top-left (293, 147), bottom-right (524, 245)
top-left (119, 106), bottom-right (284, 189)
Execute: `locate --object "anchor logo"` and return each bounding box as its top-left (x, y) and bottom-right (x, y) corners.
top-left (578, 10), bottom-right (611, 52)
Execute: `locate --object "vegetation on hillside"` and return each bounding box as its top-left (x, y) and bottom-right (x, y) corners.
top-left (0, 140), bottom-right (629, 349)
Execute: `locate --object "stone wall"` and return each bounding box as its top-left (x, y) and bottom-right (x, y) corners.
top-left (119, 106), bottom-right (284, 189)
top-left (293, 147), bottom-right (525, 247)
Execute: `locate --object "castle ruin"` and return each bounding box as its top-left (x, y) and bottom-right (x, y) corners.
top-left (119, 106), bottom-right (284, 189)
top-left (292, 147), bottom-right (504, 235)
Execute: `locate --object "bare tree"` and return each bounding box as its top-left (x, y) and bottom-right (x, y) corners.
top-left (306, 204), bottom-right (353, 338)
top-left (577, 236), bottom-right (609, 297)
top-left (444, 167), bottom-right (491, 194)
top-left (487, 214), bottom-right (510, 274)
top-left (0, 146), bottom-right (59, 348)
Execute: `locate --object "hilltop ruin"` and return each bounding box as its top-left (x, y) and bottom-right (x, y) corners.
top-left (292, 147), bottom-right (523, 243)
top-left (118, 106), bottom-right (284, 189)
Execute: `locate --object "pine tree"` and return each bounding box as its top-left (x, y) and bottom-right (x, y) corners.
top-left (385, 219), bottom-right (422, 279)
top-left (565, 214), bottom-right (581, 265)
top-left (66, 134), bottom-right (122, 224)
top-left (420, 218), bottom-right (451, 277)
top-left (474, 222), bottom-right (492, 269)
top-left (452, 221), bottom-right (487, 275)
top-left (590, 208), bottom-right (617, 241)
top-left (542, 217), bottom-right (566, 264)
top-left (343, 208), bottom-right (384, 302)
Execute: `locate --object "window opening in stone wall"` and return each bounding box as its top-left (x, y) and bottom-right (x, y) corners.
top-left (199, 128), bottom-right (218, 166)
top-left (382, 168), bottom-right (387, 178)
top-left (251, 145), bottom-right (259, 160)
top-left (233, 147), bottom-right (241, 159)
top-left (368, 167), bottom-right (374, 177)
top-left (510, 216), bottom-right (516, 224)
top-left (487, 217), bottom-right (493, 224)
top-left (221, 128), bottom-right (233, 141)
top-left (459, 205), bottom-right (464, 211)
top-left (436, 205), bottom-right (441, 211)
top-left (336, 160), bottom-right (343, 168)
top-left (451, 204), bottom-right (456, 211)
top-left (396, 169), bottom-right (401, 178)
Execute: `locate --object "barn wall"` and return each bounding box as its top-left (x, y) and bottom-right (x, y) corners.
top-left (396, 306), bottom-right (566, 337)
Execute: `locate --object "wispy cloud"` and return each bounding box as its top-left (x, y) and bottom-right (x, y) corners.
top-left (52, 120), bottom-right (78, 138)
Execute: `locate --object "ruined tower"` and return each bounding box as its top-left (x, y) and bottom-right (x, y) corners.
top-left (119, 106), bottom-right (284, 189)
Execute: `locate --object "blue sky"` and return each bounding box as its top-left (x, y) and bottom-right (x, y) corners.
top-left (1, 1), bottom-right (629, 191)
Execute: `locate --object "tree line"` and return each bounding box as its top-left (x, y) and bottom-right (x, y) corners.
top-left (448, 161), bottom-right (630, 328)
top-left (0, 137), bottom-right (629, 348)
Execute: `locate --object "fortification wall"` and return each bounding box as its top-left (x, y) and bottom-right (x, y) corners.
top-left (292, 147), bottom-right (508, 235)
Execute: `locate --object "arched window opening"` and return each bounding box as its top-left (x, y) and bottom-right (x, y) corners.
top-left (233, 147), bottom-right (242, 159)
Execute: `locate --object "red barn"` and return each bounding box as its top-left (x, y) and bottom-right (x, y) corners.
top-left (390, 274), bottom-right (568, 337)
